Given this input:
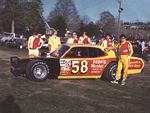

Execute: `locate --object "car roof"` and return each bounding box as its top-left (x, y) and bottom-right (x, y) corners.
top-left (64, 44), bottom-right (105, 50)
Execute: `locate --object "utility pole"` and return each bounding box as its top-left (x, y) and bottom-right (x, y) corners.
top-left (11, 20), bottom-right (15, 33)
top-left (117, 0), bottom-right (123, 41)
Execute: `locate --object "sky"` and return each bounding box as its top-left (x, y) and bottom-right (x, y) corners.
top-left (42, 0), bottom-right (150, 22)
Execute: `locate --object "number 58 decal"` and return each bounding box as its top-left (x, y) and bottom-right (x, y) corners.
top-left (71, 60), bottom-right (88, 74)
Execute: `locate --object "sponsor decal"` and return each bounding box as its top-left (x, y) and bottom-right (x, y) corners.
top-left (129, 64), bottom-right (141, 68)
top-left (91, 60), bottom-right (106, 71)
top-left (93, 60), bottom-right (106, 64)
top-left (91, 70), bottom-right (101, 73)
top-left (61, 67), bottom-right (71, 71)
top-left (130, 61), bottom-right (141, 64)
top-left (129, 60), bottom-right (142, 68)
top-left (60, 60), bottom-right (71, 71)
top-left (60, 60), bottom-right (71, 66)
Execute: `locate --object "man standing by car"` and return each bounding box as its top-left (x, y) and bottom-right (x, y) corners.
top-left (48, 29), bottom-right (61, 57)
top-left (28, 33), bottom-right (44, 58)
top-left (111, 34), bottom-right (133, 85)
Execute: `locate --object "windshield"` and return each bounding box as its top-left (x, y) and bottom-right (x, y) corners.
top-left (58, 45), bottom-right (70, 57)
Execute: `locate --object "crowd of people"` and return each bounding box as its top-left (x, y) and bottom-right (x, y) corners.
top-left (27, 29), bottom-right (150, 60)
top-left (27, 29), bottom-right (150, 85)
top-left (135, 39), bottom-right (150, 62)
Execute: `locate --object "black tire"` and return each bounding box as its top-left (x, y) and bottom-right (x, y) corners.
top-left (26, 59), bottom-right (49, 81)
top-left (102, 62), bottom-right (117, 81)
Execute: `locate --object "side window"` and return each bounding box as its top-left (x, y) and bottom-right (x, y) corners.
top-left (64, 47), bottom-right (88, 58)
top-left (88, 47), bottom-right (105, 58)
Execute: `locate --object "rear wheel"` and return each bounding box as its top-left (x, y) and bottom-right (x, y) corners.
top-left (102, 62), bottom-right (117, 81)
top-left (26, 59), bottom-right (49, 81)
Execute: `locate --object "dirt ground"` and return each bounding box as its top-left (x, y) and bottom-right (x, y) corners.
top-left (0, 46), bottom-right (150, 113)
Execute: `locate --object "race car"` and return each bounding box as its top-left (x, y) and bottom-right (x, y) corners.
top-left (10, 44), bottom-right (144, 82)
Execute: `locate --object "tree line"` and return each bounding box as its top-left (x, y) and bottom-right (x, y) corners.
top-left (0, 0), bottom-right (44, 36)
top-left (1, 0), bottom-right (149, 40)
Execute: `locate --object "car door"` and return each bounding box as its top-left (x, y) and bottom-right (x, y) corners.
top-left (59, 46), bottom-right (107, 79)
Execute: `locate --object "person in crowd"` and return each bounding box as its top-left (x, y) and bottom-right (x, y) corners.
top-left (99, 34), bottom-right (114, 49)
top-left (28, 33), bottom-right (44, 58)
top-left (66, 31), bottom-right (73, 44)
top-left (141, 39), bottom-right (145, 54)
top-left (79, 32), bottom-right (90, 44)
top-left (48, 29), bottom-right (61, 57)
top-left (111, 34), bottom-right (133, 85)
top-left (72, 32), bottom-right (78, 44)
top-left (99, 37), bottom-right (107, 48)
top-left (140, 39), bottom-right (149, 62)
top-left (148, 40), bottom-right (150, 48)
top-left (105, 34), bottom-right (114, 48)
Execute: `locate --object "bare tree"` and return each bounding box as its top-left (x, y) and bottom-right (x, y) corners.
top-left (48, 0), bottom-right (80, 32)
top-left (97, 11), bottom-right (116, 34)
top-left (81, 15), bottom-right (91, 25)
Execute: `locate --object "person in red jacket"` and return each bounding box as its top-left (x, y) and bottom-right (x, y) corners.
top-left (111, 34), bottom-right (133, 85)
top-left (105, 34), bottom-right (114, 48)
top-left (66, 32), bottom-right (79, 44)
top-left (72, 32), bottom-right (78, 44)
top-left (80, 32), bottom-right (90, 44)
top-left (99, 37), bottom-right (107, 48)
top-left (28, 33), bottom-right (44, 57)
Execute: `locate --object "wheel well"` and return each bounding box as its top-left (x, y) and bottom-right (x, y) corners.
top-left (17, 58), bottom-right (60, 80)
top-left (101, 61), bottom-right (118, 81)
top-left (29, 58), bottom-right (60, 77)
top-left (102, 61), bottom-right (118, 75)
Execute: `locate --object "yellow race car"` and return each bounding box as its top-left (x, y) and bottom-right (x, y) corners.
top-left (10, 44), bottom-right (144, 81)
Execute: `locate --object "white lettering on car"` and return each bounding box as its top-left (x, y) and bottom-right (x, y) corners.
top-left (71, 60), bottom-right (88, 74)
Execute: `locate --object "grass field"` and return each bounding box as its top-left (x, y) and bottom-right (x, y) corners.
top-left (0, 46), bottom-right (150, 113)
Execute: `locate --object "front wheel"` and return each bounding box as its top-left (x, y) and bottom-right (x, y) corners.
top-left (26, 60), bottom-right (49, 81)
top-left (102, 62), bottom-right (117, 81)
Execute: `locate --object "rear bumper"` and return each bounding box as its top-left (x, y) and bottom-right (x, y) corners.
top-left (10, 67), bottom-right (22, 76)
top-left (10, 57), bottom-right (25, 76)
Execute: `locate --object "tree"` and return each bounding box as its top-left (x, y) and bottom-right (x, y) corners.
top-left (81, 15), bottom-right (91, 25)
top-left (49, 15), bottom-right (67, 36)
top-left (0, 0), bottom-right (44, 35)
top-left (0, 0), bottom-right (5, 32)
top-left (97, 11), bottom-right (115, 34)
top-left (48, 0), bottom-right (80, 33)
top-left (78, 21), bottom-right (86, 36)
top-left (21, 0), bottom-right (44, 34)
top-left (0, 0), bottom-right (21, 33)
top-left (78, 21), bottom-right (99, 38)
top-left (85, 22), bottom-right (99, 38)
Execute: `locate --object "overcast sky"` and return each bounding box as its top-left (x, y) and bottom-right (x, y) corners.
top-left (42, 0), bottom-right (150, 22)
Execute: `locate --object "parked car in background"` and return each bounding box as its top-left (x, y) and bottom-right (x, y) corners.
top-left (6, 37), bottom-right (27, 49)
top-left (0, 32), bottom-right (15, 45)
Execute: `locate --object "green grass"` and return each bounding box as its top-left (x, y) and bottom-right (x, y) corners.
top-left (0, 45), bottom-right (150, 113)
